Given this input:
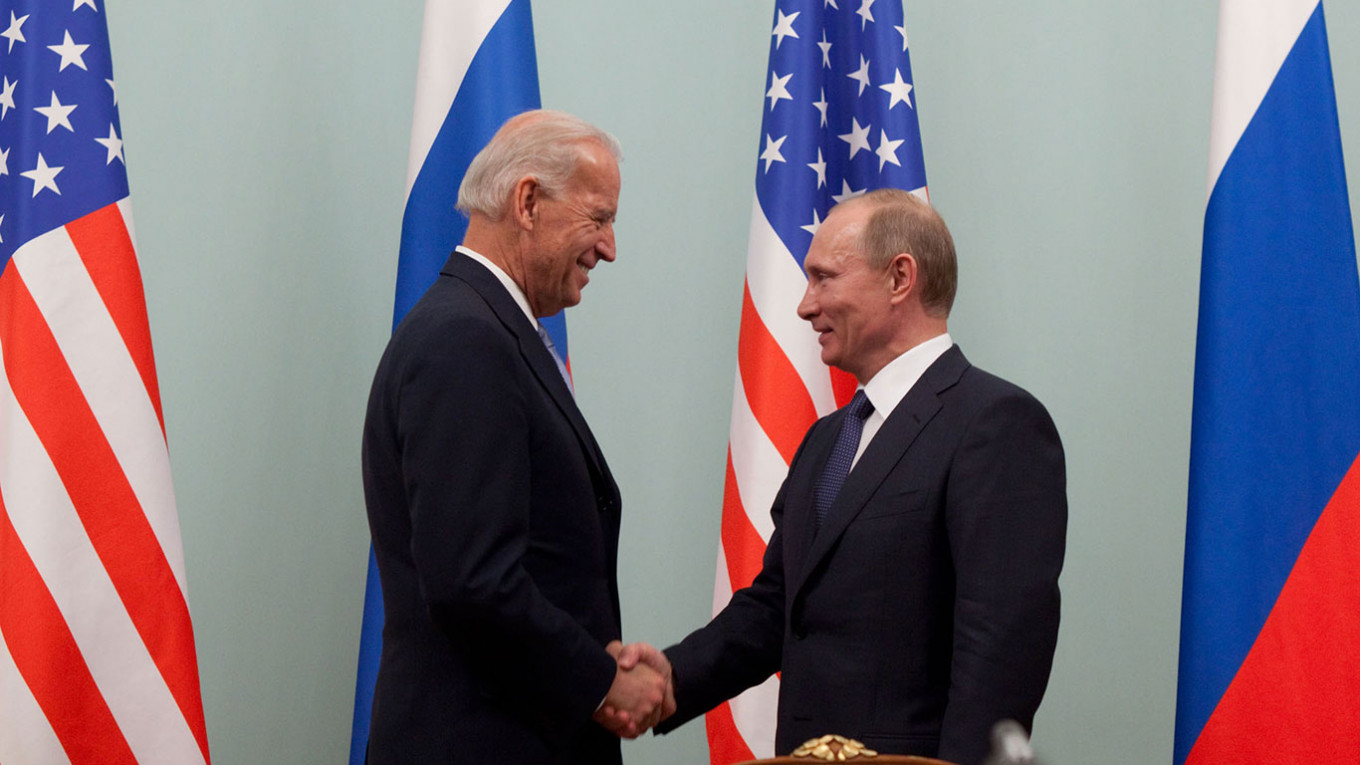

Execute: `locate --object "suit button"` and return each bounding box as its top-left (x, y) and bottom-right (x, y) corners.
top-left (792, 627), bottom-right (807, 641)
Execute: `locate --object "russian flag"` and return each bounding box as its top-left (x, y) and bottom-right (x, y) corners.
top-left (1176, 2), bottom-right (1360, 763)
top-left (348, 2), bottom-right (545, 762)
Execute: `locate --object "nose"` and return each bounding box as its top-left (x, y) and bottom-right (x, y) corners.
top-left (596, 224), bottom-right (616, 263)
top-left (796, 283), bottom-right (817, 321)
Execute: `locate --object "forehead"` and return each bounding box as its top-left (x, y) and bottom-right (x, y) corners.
top-left (806, 206), bottom-right (868, 269)
top-left (564, 141), bottom-right (620, 202)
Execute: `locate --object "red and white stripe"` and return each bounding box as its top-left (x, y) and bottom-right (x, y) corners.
top-left (0, 200), bottom-right (210, 765)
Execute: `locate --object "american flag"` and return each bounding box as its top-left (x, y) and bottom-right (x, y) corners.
top-left (0, 1), bottom-right (210, 763)
top-left (708, 1), bottom-right (927, 761)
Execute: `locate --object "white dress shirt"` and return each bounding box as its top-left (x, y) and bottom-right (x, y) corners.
top-left (851, 333), bottom-right (954, 468)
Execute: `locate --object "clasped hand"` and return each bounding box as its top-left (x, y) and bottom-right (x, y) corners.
top-left (592, 641), bottom-right (676, 738)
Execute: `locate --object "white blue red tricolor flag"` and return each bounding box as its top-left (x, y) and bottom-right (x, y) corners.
top-left (709, 1), bottom-right (927, 761)
top-left (1176, 1), bottom-right (1360, 762)
top-left (348, 1), bottom-right (545, 762)
top-left (0, 1), bottom-right (211, 763)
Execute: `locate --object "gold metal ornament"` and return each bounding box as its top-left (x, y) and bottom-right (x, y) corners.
top-left (789, 734), bottom-right (880, 760)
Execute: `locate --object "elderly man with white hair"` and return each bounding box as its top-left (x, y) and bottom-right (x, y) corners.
top-left (361, 110), bottom-right (667, 765)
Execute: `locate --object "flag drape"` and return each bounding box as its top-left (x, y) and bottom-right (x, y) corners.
top-left (0, 1), bottom-right (210, 763)
top-left (348, 2), bottom-right (546, 762)
top-left (709, 2), bottom-right (927, 760)
top-left (1175, 2), bottom-right (1360, 762)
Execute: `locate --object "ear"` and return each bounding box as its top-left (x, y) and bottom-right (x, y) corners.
top-left (887, 252), bottom-right (917, 305)
top-left (510, 175), bottom-right (541, 231)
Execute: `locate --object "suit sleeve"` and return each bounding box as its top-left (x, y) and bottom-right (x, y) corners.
top-left (396, 317), bottom-right (616, 730)
top-left (657, 424), bottom-right (824, 733)
top-left (938, 391), bottom-right (1067, 765)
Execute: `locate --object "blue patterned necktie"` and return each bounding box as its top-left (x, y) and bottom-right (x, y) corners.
top-left (537, 324), bottom-right (575, 396)
top-left (814, 390), bottom-right (875, 531)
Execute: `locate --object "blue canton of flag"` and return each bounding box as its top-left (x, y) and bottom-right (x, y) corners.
top-left (757, 0), bottom-right (926, 269)
top-left (0, 0), bottom-right (127, 269)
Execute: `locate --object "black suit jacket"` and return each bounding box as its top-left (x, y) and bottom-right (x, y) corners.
top-left (659, 346), bottom-right (1066, 765)
top-left (362, 252), bottom-right (623, 764)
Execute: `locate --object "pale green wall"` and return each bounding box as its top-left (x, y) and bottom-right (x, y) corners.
top-left (102, 2), bottom-right (1360, 763)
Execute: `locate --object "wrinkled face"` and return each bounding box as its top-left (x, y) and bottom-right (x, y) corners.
top-left (522, 141), bottom-right (620, 317)
top-left (797, 204), bottom-right (897, 382)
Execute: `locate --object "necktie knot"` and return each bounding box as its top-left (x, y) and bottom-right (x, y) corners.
top-left (536, 324), bottom-right (574, 395)
top-left (847, 390), bottom-right (874, 421)
top-left (536, 324), bottom-right (555, 350)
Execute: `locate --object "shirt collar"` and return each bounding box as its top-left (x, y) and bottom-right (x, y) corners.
top-left (456, 246), bottom-right (537, 328)
top-left (860, 333), bottom-right (953, 420)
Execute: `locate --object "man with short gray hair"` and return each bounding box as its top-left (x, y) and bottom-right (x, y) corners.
top-left (361, 110), bottom-right (665, 764)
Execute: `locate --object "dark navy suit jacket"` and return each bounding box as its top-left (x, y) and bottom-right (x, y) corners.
top-left (362, 252), bottom-right (623, 764)
top-left (659, 346), bottom-right (1066, 765)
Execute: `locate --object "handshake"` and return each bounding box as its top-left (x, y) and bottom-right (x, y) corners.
top-left (592, 641), bottom-right (676, 739)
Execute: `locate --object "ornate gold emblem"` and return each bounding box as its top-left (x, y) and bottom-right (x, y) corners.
top-left (791, 734), bottom-right (880, 761)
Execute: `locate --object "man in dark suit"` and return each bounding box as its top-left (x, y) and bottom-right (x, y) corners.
top-left (361, 110), bottom-right (666, 765)
top-left (629, 189), bottom-right (1066, 764)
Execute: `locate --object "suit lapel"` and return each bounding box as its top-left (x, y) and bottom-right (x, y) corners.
top-left (442, 253), bottom-right (615, 493)
top-left (790, 346), bottom-right (970, 598)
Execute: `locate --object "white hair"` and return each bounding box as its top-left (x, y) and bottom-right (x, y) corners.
top-left (456, 109), bottom-right (622, 220)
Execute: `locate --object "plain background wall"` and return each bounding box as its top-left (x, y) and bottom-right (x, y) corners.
top-left (99, 2), bottom-right (1360, 763)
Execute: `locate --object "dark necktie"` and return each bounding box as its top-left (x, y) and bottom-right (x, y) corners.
top-left (537, 324), bottom-right (574, 396)
top-left (814, 390), bottom-right (875, 531)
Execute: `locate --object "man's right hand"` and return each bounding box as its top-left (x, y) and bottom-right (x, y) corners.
top-left (593, 642), bottom-right (669, 738)
top-left (613, 641), bottom-right (675, 724)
